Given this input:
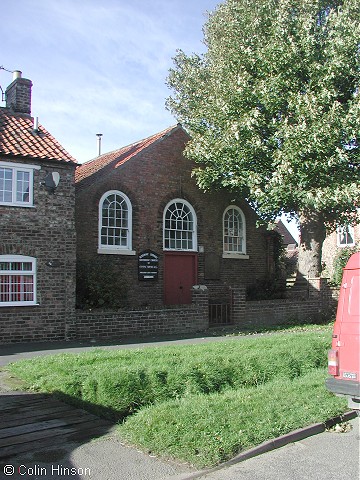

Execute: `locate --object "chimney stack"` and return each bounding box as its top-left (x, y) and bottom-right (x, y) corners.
top-left (5, 70), bottom-right (33, 115)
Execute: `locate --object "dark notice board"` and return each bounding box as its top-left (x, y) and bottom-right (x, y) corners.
top-left (204, 252), bottom-right (220, 280)
top-left (138, 250), bottom-right (159, 281)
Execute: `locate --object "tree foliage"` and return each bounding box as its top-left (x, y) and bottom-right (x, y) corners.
top-left (166, 0), bottom-right (360, 276)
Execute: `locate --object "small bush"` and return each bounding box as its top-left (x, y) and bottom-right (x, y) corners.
top-left (246, 231), bottom-right (287, 300)
top-left (246, 275), bottom-right (286, 300)
top-left (76, 257), bottom-right (128, 309)
top-left (331, 245), bottom-right (359, 286)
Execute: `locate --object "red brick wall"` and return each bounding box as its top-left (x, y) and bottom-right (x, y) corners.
top-left (0, 158), bottom-right (76, 344)
top-left (75, 286), bottom-right (209, 340)
top-left (76, 128), bottom-right (271, 309)
top-left (231, 283), bottom-right (337, 329)
top-left (73, 283), bottom-right (336, 342)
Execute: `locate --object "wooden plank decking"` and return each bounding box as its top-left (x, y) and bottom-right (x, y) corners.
top-left (0, 392), bottom-right (113, 459)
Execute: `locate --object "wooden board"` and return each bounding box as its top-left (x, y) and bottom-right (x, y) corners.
top-left (0, 393), bottom-right (113, 459)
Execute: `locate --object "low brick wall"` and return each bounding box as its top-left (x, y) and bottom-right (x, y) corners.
top-left (0, 308), bottom-right (72, 344)
top-left (231, 280), bottom-right (338, 330)
top-left (0, 282), bottom-right (339, 345)
top-left (73, 285), bottom-right (209, 341)
top-left (243, 299), bottom-right (323, 329)
top-left (75, 306), bottom-right (207, 340)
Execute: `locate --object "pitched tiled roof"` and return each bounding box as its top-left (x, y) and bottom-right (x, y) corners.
top-left (274, 219), bottom-right (298, 246)
top-left (75, 125), bottom-right (183, 184)
top-left (0, 109), bottom-right (76, 164)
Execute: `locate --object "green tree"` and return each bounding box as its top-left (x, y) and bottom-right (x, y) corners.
top-left (166, 0), bottom-right (360, 278)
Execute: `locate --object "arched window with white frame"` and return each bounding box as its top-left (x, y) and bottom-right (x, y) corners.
top-left (223, 206), bottom-right (246, 255)
top-left (163, 199), bottom-right (197, 251)
top-left (98, 191), bottom-right (134, 254)
top-left (0, 255), bottom-right (37, 306)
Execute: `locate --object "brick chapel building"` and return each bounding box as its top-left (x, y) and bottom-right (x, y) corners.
top-left (75, 125), bottom-right (275, 310)
top-left (0, 72), bottom-right (77, 343)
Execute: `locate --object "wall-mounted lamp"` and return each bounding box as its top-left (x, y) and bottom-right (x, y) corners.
top-left (41, 172), bottom-right (60, 194)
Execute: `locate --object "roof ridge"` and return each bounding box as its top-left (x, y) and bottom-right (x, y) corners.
top-left (75, 124), bottom-right (184, 184)
top-left (80, 124), bottom-right (179, 167)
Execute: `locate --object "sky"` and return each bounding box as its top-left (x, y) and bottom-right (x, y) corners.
top-left (1, 0), bottom-right (219, 163)
top-left (1, 0), bottom-right (299, 240)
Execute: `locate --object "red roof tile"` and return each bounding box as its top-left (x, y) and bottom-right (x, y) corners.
top-left (0, 109), bottom-right (76, 164)
top-left (75, 125), bottom-right (182, 184)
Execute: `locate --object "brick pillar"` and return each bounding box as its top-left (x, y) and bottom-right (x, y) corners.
top-left (192, 285), bottom-right (209, 330)
top-left (308, 277), bottom-right (336, 319)
top-left (318, 277), bottom-right (335, 311)
top-left (308, 277), bottom-right (321, 298)
top-left (230, 286), bottom-right (246, 326)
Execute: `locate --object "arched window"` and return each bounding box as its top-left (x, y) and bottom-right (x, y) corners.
top-left (98, 191), bottom-right (134, 254)
top-left (0, 255), bottom-right (37, 306)
top-left (223, 206), bottom-right (246, 254)
top-left (163, 199), bottom-right (197, 251)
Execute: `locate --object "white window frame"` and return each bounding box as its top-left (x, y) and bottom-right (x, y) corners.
top-left (98, 190), bottom-right (135, 255)
top-left (223, 205), bottom-right (248, 258)
top-left (0, 161), bottom-right (40, 207)
top-left (337, 225), bottom-right (355, 247)
top-left (163, 198), bottom-right (198, 251)
top-left (0, 255), bottom-right (37, 307)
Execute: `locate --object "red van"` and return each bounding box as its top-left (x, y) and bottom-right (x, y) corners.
top-left (326, 252), bottom-right (360, 410)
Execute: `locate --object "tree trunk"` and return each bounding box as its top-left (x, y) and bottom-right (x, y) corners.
top-left (298, 212), bottom-right (326, 278)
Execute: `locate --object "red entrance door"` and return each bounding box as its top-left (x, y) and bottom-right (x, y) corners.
top-left (164, 253), bottom-right (198, 305)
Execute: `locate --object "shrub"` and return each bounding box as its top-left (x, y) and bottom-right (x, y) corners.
top-left (246, 231), bottom-right (287, 300)
top-left (76, 257), bottom-right (128, 309)
top-left (246, 275), bottom-right (286, 300)
top-left (331, 245), bottom-right (359, 286)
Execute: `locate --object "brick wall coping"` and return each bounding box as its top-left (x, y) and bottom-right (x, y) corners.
top-left (75, 305), bottom-right (199, 316)
top-left (245, 298), bottom-right (318, 307)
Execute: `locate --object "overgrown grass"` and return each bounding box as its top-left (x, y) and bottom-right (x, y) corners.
top-left (119, 370), bottom-right (346, 467)
top-left (7, 327), bottom-right (348, 467)
top-left (9, 331), bottom-right (330, 418)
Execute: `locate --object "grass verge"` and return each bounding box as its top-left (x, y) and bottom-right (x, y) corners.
top-left (119, 370), bottom-right (346, 467)
top-left (7, 326), bottom-right (348, 467)
top-left (9, 330), bottom-right (331, 419)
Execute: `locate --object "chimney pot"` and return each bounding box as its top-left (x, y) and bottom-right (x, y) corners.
top-left (12, 70), bottom-right (22, 80)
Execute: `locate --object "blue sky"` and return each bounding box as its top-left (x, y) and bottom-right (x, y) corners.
top-left (1, 0), bottom-right (219, 163)
top-left (1, 0), bottom-right (299, 239)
